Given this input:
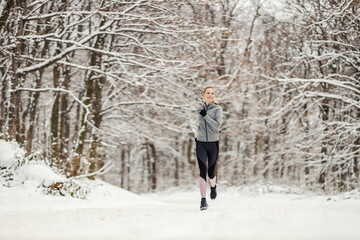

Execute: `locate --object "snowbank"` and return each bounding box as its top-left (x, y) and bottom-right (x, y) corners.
top-left (0, 140), bottom-right (64, 190)
top-left (0, 178), bottom-right (153, 215)
top-left (0, 139), bottom-right (151, 214)
top-left (0, 140), bottom-right (24, 168)
top-left (18, 164), bottom-right (65, 187)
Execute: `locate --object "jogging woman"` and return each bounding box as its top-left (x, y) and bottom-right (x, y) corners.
top-left (196, 86), bottom-right (223, 211)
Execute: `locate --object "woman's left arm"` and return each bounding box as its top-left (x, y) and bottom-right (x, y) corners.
top-left (204, 106), bottom-right (223, 130)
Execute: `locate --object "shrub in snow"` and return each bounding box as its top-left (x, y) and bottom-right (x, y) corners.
top-left (16, 161), bottom-right (90, 199)
top-left (18, 163), bottom-right (65, 187)
top-left (0, 140), bottom-right (25, 169)
top-left (0, 168), bottom-right (14, 187)
top-left (0, 140), bottom-right (26, 187)
top-left (0, 139), bottom-right (90, 199)
top-left (42, 179), bottom-right (90, 199)
top-left (17, 162), bottom-right (90, 199)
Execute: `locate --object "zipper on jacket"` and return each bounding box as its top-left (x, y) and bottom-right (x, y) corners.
top-left (204, 120), bottom-right (208, 141)
top-left (204, 105), bottom-right (208, 141)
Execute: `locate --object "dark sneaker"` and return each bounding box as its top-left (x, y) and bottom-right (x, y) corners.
top-left (200, 198), bottom-right (208, 211)
top-left (210, 185), bottom-right (217, 200)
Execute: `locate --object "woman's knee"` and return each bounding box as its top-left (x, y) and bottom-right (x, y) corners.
top-left (199, 165), bottom-right (207, 180)
top-left (197, 162), bottom-right (206, 180)
top-left (208, 165), bottom-right (216, 179)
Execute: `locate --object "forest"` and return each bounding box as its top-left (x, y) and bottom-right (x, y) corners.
top-left (0, 0), bottom-right (359, 193)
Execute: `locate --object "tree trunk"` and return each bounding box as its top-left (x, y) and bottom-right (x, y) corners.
top-left (7, 0), bottom-right (31, 143)
top-left (25, 71), bottom-right (42, 154)
top-left (50, 61), bottom-right (61, 168)
top-left (319, 97), bottom-right (329, 189)
top-left (8, 57), bottom-right (21, 143)
top-left (0, 68), bottom-right (8, 135)
top-left (25, 12), bottom-right (49, 152)
top-left (59, 65), bottom-right (71, 174)
top-left (71, 9), bottom-right (105, 176)
top-left (88, 75), bottom-right (105, 179)
top-left (147, 142), bottom-right (157, 191)
top-left (120, 148), bottom-right (126, 189)
top-left (71, 90), bottom-right (89, 177)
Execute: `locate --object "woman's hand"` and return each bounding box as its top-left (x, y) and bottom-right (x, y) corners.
top-left (200, 109), bottom-right (207, 117)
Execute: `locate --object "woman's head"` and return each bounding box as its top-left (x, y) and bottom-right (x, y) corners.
top-left (203, 86), bottom-right (216, 105)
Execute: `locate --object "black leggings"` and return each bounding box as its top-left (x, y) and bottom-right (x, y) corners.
top-left (196, 140), bottom-right (219, 181)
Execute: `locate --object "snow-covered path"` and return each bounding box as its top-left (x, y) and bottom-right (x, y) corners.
top-left (1, 184), bottom-right (360, 240)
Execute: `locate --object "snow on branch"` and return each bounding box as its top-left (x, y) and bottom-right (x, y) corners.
top-left (302, 91), bottom-right (360, 109)
top-left (46, 36), bottom-right (178, 64)
top-left (16, 19), bottom-right (115, 74)
top-left (262, 75), bottom-right (360, 95)
top-left (100, 101), bottom-right (194, 115)
top-left (9, 87), bottom-right (99, 131)
top-left (23, 11), bottom-right (95, 20)
top-left (68, 161), bottom-right (113, 180)
top-left (0, 0), bottom-right (7, 18)
top-left (309, 40), bottom-right (359, 52)
top-left (57, 60), bottom-right (125, 87)
top-left (304, 0), bottom-right (356, 28)
top-left (8, 87), bottom-right (159, 139)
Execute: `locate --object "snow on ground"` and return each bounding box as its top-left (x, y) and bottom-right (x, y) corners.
top-left (1, 139), bottom-right (360, 240)
top-left (0, 179), bottom-right (154, 213)
top-left (1, 183), bottom-right (360, 240)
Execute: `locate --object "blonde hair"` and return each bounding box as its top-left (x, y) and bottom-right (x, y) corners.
top-left (203, 86), bottom-right (217, 104)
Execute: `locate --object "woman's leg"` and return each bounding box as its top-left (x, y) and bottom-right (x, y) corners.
top-left (199, 174), bottom-right (207, 198)
top-left (208, 141), bottom-right (219, 187)
top-left (209, 176), bottom-right (216, 188)
top-left (196, 141), bottom-right (208, 198)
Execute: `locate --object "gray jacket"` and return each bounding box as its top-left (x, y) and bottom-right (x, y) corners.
top-left (196, 103), bottom-right (223, 142)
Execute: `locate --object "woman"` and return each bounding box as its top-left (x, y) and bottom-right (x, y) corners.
top-left (196, 86), bottom-right (223, 211)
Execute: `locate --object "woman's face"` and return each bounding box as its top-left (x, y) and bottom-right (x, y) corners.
top-left (203, 88), bottom-right (215, 104)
